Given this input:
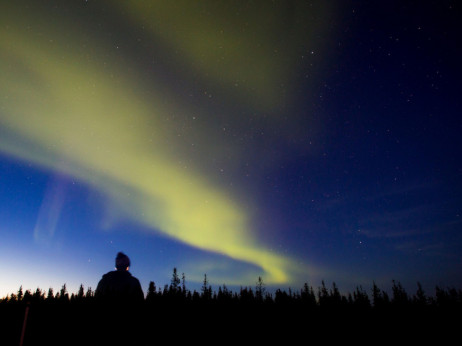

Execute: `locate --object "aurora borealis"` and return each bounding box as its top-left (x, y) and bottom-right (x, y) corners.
top-left (1, 1), bottom-right (461, 297)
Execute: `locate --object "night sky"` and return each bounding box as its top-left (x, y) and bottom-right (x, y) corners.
top-left (1, 0), bottom-right (461, 298)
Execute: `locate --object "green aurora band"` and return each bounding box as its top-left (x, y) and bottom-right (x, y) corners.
top-left (0, 1), bottom-right (330, 285)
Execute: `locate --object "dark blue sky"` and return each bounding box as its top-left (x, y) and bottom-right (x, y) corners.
top-left (0, 0), bottom-right (460, 297)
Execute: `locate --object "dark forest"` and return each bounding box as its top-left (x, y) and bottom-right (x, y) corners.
top-left (1, 269), bottom-right (461, 345)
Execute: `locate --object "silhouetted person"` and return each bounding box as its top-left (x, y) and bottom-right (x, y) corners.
top-left (94, 252), bottom-right (145, 345)
top-left (95, 252), bottom-right (144, 302)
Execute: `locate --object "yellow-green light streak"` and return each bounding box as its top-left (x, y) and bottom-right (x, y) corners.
top-left (0, 3), bottom-right (310, 284)
top-left (118, 0), bottom-right (329, 111)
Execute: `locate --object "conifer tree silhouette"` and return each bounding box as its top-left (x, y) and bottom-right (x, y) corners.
top-left (33, 288), bottom-right (44, 303)
top-left (330, 282), bottom-right (342, 305)
top-left (85, 286), bottom-right (93, 299)
top-left (256, 276), bottom-right (265, 302)
top-left (17, 285), bottom-right (23, 301)
top-left (391, 280), bottom-right (408, 306)
top-left (353, 286), bottom-right (370, 308)
top-left (77, 284), bottom-right (85, 301)
top-left (23, 289), bottom-right (32, 303)
top-left (301, 283), bottom-right (317, 307)
top-left (59, 284), bottom-right (69, 302)
top-left (146, 281), bottom-right (157, 303)
top-left (413, 282), bottom-right (427, 306)
top-left (318, 281), bottom-right (329, 307)
top-left (170, 268), bottom-right (180, 292)
top-left (372, 281), bottom-right (383, 308)
top-left (181, 272), bottom-right (187, 296)
top-left (201, 274), bottom-right (212, 300)
top-left (46, 287), bottom-right (54, 301)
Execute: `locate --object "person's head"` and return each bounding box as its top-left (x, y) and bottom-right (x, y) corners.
top-left (115, 252), bottom-right (130, 271)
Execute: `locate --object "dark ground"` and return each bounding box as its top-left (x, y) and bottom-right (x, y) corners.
top-left (1, 302), bottom-right (460, 345)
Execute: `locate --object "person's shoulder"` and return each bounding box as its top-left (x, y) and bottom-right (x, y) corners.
top-left (100, 270), bottom-right (118, 280)
top-left (128, 272), bottom-right (139, 281)
top-left (103, 270), bottom-right (117, 277)
top-left (128, 273), bottom-right (142, 285)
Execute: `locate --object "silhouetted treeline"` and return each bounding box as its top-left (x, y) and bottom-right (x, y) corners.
top-left (2, 270), bottom-right (462, 309)
top-left (1, 271), bottom-right (461, 345)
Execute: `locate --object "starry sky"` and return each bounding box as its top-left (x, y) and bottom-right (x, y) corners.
top-left (1, 0), bottom-right (461, 297)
